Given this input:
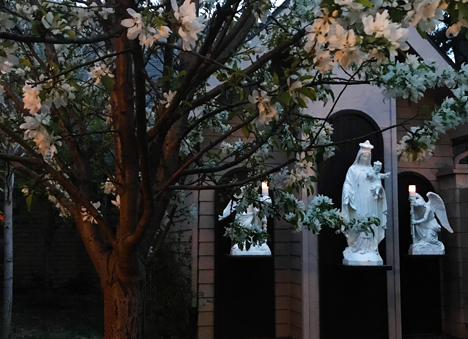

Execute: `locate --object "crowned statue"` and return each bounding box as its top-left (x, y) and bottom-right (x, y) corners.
top-left (341, 140), bottom-right (389, 266)
top-left (409, 190), bottom-right (453, 255)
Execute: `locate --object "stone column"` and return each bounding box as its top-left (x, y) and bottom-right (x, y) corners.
top-left (437, 166), bottom-right (468, 338)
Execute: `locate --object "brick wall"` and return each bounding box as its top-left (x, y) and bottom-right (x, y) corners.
top-left (438, 172), bottom-right (468, 338)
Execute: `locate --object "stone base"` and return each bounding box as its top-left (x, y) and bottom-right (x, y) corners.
top-left (409, 242), bottom-right (445, 255)
top-left (408, 248), bottom-right (444, 255)
top-left (342, 251), bottom-right (383, 266)
top-left (230, 243), bottom-right (272, 256)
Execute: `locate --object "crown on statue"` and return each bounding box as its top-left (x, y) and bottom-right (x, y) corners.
top-left (359, 140), bottom-right (374, 151)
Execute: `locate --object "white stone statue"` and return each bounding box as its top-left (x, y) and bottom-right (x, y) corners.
top-left (341, 140), bottom-right (389, 266)
top-left (409, 192), bottom-right (453, 255)
top-left (219, 185), bottom-right (272, 256)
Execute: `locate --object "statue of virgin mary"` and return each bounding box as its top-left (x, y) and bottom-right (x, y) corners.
top-left (341, 140), bottom-right (388, 265)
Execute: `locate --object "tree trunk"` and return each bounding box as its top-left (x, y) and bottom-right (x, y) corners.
top-left (2, 170), bottom-right (14, 339)
top-left (102, 264), bottom-right (146, 339)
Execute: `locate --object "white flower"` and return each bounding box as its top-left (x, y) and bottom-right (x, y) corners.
top-left (0, 13), bottom-right (15, 31)
top-left (41, 12), bottom-right (71, 35)
top-left (172, 0), bottom-right (206, 50)
top-left (98, 6), bottom-right (114, 19)
top-left (334, 0), bottom-right (353, 5)
top-left (305, 17), bottom-right (330, 51)
top-left (81, 202), bottom-right (101, 224)
top-left (314, 50), bottom-right (334, 73)
top-left (328, 25), bottom-right (362, 68)
top-left (88, 62), bottom-right (114, 85)
top-left (138, 25), bottom-right (172, 46)
top-left (446, 21), bottom-right (464, 37)
top-left (0, 45), bottom-right (19, 74)
top-left (20, 116), bottom-right (41, 130)
top-left (22, 81), bottom-right (42, 114)
top-left (111, 195), bottom-right (120, 209)
top-left (102, 179), bottom-right (116, 194)
top-left (248, 90), bottom-right (277, 122)
top-left (161, 90), bottom-right (176, 107)
top-left (406, 0), bottom-right (441, 27)
top-left (121, 8), bottom-right (171, 46)
top-left (362, 10), bottom-right (391, 38)
top-left (121, 8), bottom-right (144, 40)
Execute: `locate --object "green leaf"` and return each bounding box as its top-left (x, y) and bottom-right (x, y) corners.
top-left (238, 89), bottom-right (244, 100)
top-left (296, 87), bottom-right (317, 101)
top-left (65, 30), bottom-right (76, 40)
top-left (19, 58), bottom-right (33, 67)
top-left (273, 73), bottom-right (279, 85)
top-left (181, 100), bottom-right (192, 107)
top-left (25, 193), bottom-right (36, 212)
top-left (241, 125), bottom-right (250, 138)
top-left (216, 73), bottom-right (227, 82)
top-left (278, 91), bottom-right (291, 105)
top-left (356, 0), bottom-right (372, 8)
top-left (296, 97), bottom-right (308, 108)
top-left (101, 76), bottom-right (115, 93)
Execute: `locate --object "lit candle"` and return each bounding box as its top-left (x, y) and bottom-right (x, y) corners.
top-left (261, 182), bottom-right (269, 196)
top-left (408, 185), bottom-right (416, 197)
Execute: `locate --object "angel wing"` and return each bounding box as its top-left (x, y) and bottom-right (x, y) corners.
top-left (427, 192), bottom-right (454, 233)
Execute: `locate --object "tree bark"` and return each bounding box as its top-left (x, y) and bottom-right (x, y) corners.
top-left (101, 253), bottom-right (146, 339)
top-left (2, 169), bottom-right (14, 339)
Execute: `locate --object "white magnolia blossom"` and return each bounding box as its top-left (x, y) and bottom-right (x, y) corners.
top-left (41, 12), bottom-right (71, 35)
top-left (15, 4), bottom-right (38, 20)
top-left (0, 45), bottom-right (19, 74)
top-left (248, 90), bottom-right (277, 122)
top-left (98, 6), bottom-right (114, 20)
top-left (48, 194), bottom-right (71, 218)
top-left (171, 0), bottom-right (206, 50)
top-left (121, 8), bottom-right (171, 47)
top-left (0, 13), bottom-right (15, 31)
top-left (20, 113), bottom-right (60, 157)
top-left (22, 81), bottom-right (42, 114)
top-left (81, 202), bottom-right (102, 224)
top-left (111, 195), bottom-right (121, 209)
top-left (102, 179), bottom-right (116, 194)
top-left (161, 90), bottom-right (176, 108)
top-left (88, 62), bottom-right (115, 85)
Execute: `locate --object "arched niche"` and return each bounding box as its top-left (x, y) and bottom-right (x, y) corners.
top-left (317, 110), bottom-right (388, 339)
top-left (397, 171), bottom-right (442, 336)
top-left (214, 168), bottom-right (275, 339)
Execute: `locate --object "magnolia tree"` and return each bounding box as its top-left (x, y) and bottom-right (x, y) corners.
top-left (1, 0), bottom-right (468, 337)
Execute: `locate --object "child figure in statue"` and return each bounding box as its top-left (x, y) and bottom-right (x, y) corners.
top-left (367, 161), bottom-right (390, 200)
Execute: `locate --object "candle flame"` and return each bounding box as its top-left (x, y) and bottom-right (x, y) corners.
top-left (262, 182), bottom-right (268, 189)
top-left (408, 185), bottom-right (416, 193)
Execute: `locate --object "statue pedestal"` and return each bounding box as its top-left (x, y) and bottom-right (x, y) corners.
top-left (408, 248), bottom-right (444, 255)
top-left (342, 251), bottom-right (383, 266)
top-left (409, 242), bottom-right (445, 255)
top-left (230, 243), bottom-right (272, 256)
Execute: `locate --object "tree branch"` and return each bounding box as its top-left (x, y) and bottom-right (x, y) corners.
top-left (0, 27), bottom-right (125, 44)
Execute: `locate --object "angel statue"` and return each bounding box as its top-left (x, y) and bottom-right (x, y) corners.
top-left (409, 192), bottom-right (454, 255)
top-left (219, 184), bottom-right (272, 256)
